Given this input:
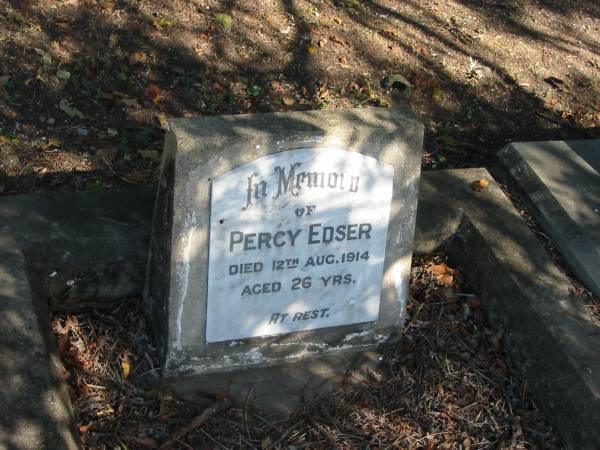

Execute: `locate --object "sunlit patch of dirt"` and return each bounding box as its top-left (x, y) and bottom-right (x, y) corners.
top-left (0, 0), bottom-right (598, 194)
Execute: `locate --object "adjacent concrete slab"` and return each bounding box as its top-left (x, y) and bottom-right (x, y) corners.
top-left (1, 168), bottom-right (598, 448)
top-left (0, 188), bottom-right (153, 450)
top-left (415, 168), bottom-right (600, 450)
top-left (497, 140), bottom-right (600, 297)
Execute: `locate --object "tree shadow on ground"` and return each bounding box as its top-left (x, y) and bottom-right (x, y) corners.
top-left (0, 0), bottom-right (598, 194)
top-left (1, 2), bottom-right (599, 448)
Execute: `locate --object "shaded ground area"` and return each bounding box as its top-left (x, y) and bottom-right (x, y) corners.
top-left (51, 256), bottom-right (562, 449)
top-left (1, 0), bottom-right (599, 193)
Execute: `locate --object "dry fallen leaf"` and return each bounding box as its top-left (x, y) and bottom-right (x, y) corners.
top-left (147, 83), bottom-right (161, 97)
top-left (59, 98), bottom-right (85, 119)
top-left (432, 84), bottom-right (443, 101)
top-left (99, 0), bottom-right (116, 11)
top-left (123, 434), bottom-right (158, 447)
top-left (108, 34), bottom-right (119, 47)
top-left (214, 13), bottom-right (233, 31)
top-left (121, 97), bottom-right (141, 110)
top-left (56, 18), bottom-right (72, 29)
top-left (307, 44), bottom-right (318, 54)
top-left (468, 297), bottom-right (481, 309)
top-left (56, 334), bottom-right (68, 356)
top-left (471, 178), bottom-right (490, 191)
top-left (43, 138), bottom-right (62, 150)
top-left (138, 149), bottom-right (160, 160)
top-left (146, 83), bottom-right (162, 103)
top-left (157, 113), bottom-right (169, 129)
top-left (153, 17), bottom-right (172, 30)
top-left (122, 356), bottom-right (131, 378)
top-left (282, 96), bottom-right (295, 106)
top-left (579, 118), bottom-right (596, 128)
top-left (128, 51), bottom-right (147, 65)
top-left (431, 263), bottom-right (454, 286)
top-left (97, 146), bottom-right (118, 162)
top-left (440, 135), bottom-right (459, 146)
top-left (0, 75), bottom-right (11, 88)
top-left (159, 393), bottom-right (175, 420)
top-left (261, 436), bottom-right (273, 449)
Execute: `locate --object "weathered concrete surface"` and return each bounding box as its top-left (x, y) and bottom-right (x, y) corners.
top-left (0, 233), bottom-right (77, 450)
top-left (0, 188), bottom-right (153, 450)
top-left (144, 107), bottom-right (424, 408)
top-left (0, 169), bottom-right (598, 447)
top-left (497, 140), bottom-right (600, 297)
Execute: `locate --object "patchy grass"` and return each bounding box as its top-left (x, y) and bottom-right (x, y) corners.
top-left (51, 256), bottom-right (562, 449)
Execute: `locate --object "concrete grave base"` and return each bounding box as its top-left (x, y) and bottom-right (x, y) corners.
top-left (169, 351), bottom-right (367, 413)
top-left (1, 168), bottom-right (598, 448)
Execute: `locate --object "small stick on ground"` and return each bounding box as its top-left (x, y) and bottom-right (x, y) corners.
top-left (159, 397), bottom-right (231, 450)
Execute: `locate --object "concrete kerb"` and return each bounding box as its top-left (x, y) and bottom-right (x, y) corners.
top-left (0, 168), bottom-right (598, 449)
top-left (0, 188), bottom-right (154, 450)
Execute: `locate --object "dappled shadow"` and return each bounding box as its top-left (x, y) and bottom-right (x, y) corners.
top-left (0, 186), bottom-right (154, 449)
top-left (0, 0), bottom-right (599, 194)
top-left (3, 163), bottom-right (598, 446)
top-left (0, 232), bottom-right (79, 449)
top-left (0, 0), bottom-right (599, 446)
top-left (414, 167), bottom-right (600, 448)
top-left (458, 0), bottom-right (600, 54)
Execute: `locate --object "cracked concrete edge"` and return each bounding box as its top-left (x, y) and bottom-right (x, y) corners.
top-left (0, 169), bottom-right (598, 447)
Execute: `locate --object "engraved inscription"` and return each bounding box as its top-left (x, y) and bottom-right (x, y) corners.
top-left (206, 148), bottom-right (394, 343)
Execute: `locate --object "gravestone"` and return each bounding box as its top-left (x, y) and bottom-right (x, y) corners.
top-left (498, 140), bottom-right (600, 297)
top-left (144, 107), bottom-right (423, 412)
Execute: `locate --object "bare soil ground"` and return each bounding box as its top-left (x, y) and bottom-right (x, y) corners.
top-left (3, 2), bottom-right (598, 447)
top-left (0, 0), bottom-right (599, 193)
top-left (51, 256), bottom-right (563, 449)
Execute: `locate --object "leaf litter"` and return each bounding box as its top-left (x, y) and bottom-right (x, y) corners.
top-left (51, 255), bottom-right (562, 449)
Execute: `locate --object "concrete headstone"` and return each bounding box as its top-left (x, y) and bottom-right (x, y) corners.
top-left (144, 107), bottom-right (423, 412)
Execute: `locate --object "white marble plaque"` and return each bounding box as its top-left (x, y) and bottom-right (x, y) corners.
top-left (206, 148), bottom-right (394, 342)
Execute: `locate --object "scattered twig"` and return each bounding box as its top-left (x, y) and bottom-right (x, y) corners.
top-left (535, 111), bottom-right (580, 130)
top-left (159, 397), bottom-right (231, 450)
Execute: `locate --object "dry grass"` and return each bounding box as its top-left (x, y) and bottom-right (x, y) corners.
top-left (51, 255), bottom-right (562, 449)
